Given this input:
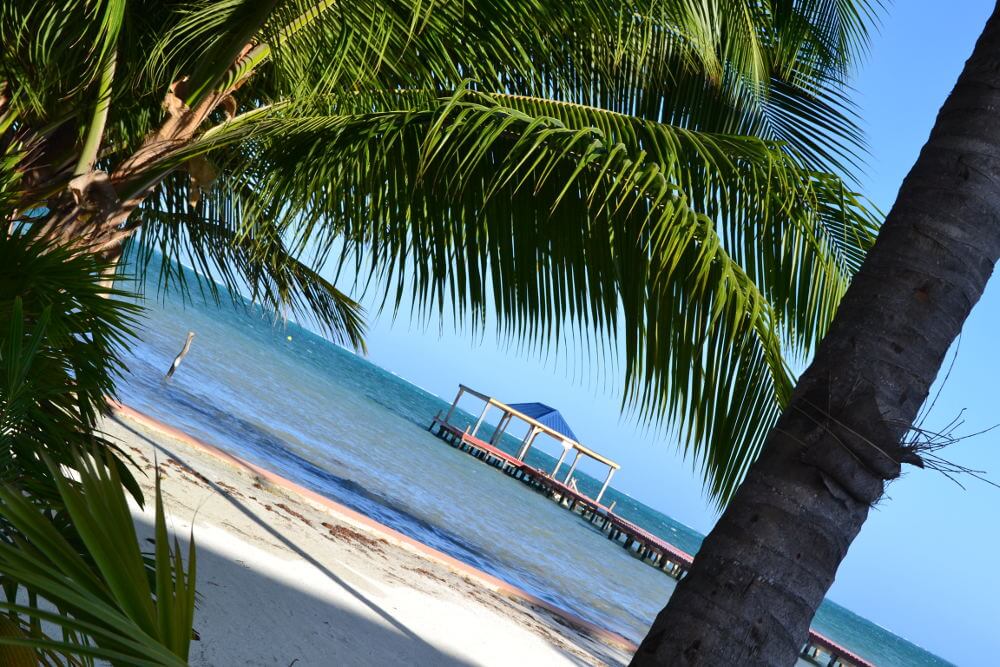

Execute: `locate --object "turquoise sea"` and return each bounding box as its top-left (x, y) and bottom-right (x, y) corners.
top-left (114, 272), bottom-right (953, 667)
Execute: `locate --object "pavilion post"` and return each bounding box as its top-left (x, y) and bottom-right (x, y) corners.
top-left (595, 468), bottom-right (616, 504)
top-left (443, 386), bottom-right (464, 424)
top-left (551, 441), bottom-right (572, 477)
top-left (563, 450), bottom-right (582, 483)
top-left (472, 403), bottom-right (492, 437)
top-left (517, 427), bottom-right (538, 460)
top-left (490, 412), bottom-right (512, 444)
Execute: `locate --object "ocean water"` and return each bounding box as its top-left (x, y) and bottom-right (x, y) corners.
top-left (114, 278), bottom-right (952, 667)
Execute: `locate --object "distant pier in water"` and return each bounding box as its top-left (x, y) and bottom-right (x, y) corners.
top-left (427, 384), bottom-right (875, 667)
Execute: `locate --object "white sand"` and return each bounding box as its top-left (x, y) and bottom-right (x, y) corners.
top-left (105, 412), bottom-right (632, 667)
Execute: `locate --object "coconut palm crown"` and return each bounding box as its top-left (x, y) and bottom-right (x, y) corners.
top-left (0, 0), bottom-right (881, 504)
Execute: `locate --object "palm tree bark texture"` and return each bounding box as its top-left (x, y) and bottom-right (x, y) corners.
top-left (633, 4), bottom-right (1000, 665)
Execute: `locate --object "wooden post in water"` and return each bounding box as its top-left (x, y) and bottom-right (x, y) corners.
top-left (164, 331), bottom-right (195, 381)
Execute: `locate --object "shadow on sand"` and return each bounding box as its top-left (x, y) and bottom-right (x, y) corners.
top-left (118, 417), bottom-right (475, 667)
top-left (132, 513), bottom-right (474, 667)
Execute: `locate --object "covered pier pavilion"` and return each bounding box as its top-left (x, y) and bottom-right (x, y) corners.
top-left (432, 384), bottom-right (620, 503)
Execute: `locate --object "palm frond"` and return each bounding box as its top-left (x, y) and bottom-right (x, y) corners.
top-left (127, 185), bottom-right (366, 349)
top-left (0, 450), bottom-right (195, 666)
top-left (141, 87), bottom-right (867, 502)
top-left (0, 226), bottom-right (144, 504)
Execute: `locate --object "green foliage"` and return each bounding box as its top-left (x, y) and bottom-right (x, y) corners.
top-left (0, 451), bottom-right (195, 666)
top-left (0, 222), bottom-right (196, 665)
top-left (1, 0), bottom-right (884, 503)
top-left (172, 87), bottom-right (877, 498)
top-left (0, 228), bottom-right (143, 503)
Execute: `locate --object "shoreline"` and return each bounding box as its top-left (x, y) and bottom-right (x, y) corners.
top-left (107, 399), bottom-right (639, 663)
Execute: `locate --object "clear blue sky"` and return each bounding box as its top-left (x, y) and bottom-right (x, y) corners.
top-left (329, 3), bottom-right (1000, 664)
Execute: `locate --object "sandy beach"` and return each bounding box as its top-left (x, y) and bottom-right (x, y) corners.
top-left (104, 403), bottom-right (635, 666)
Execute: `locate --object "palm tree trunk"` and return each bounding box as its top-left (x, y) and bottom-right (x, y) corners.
top-left (633, 4), bottom-right (1000, 665)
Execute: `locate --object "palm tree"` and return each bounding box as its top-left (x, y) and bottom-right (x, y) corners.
top-left (2, 0), bottom-right (881, 662)
top-left (632, 4), bottom-right (1000, 665)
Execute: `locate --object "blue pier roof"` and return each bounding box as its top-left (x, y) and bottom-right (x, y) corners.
top-left (506, 402), bottom-right (578, 441)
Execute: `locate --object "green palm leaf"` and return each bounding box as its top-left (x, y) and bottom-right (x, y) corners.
top-left (0, 450), bottom-right (195, 666)
top-left (128, 193), bottom-right (366, 348)
top-left (0, 227), bottom-right (144, 505)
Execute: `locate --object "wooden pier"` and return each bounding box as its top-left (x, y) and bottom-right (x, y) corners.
top-left (431, 416), bottom-right (697, 579)
top-left (427, 385), bottom-right (876, 667)
top-left (801, 632), bottom-right (877, 667)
